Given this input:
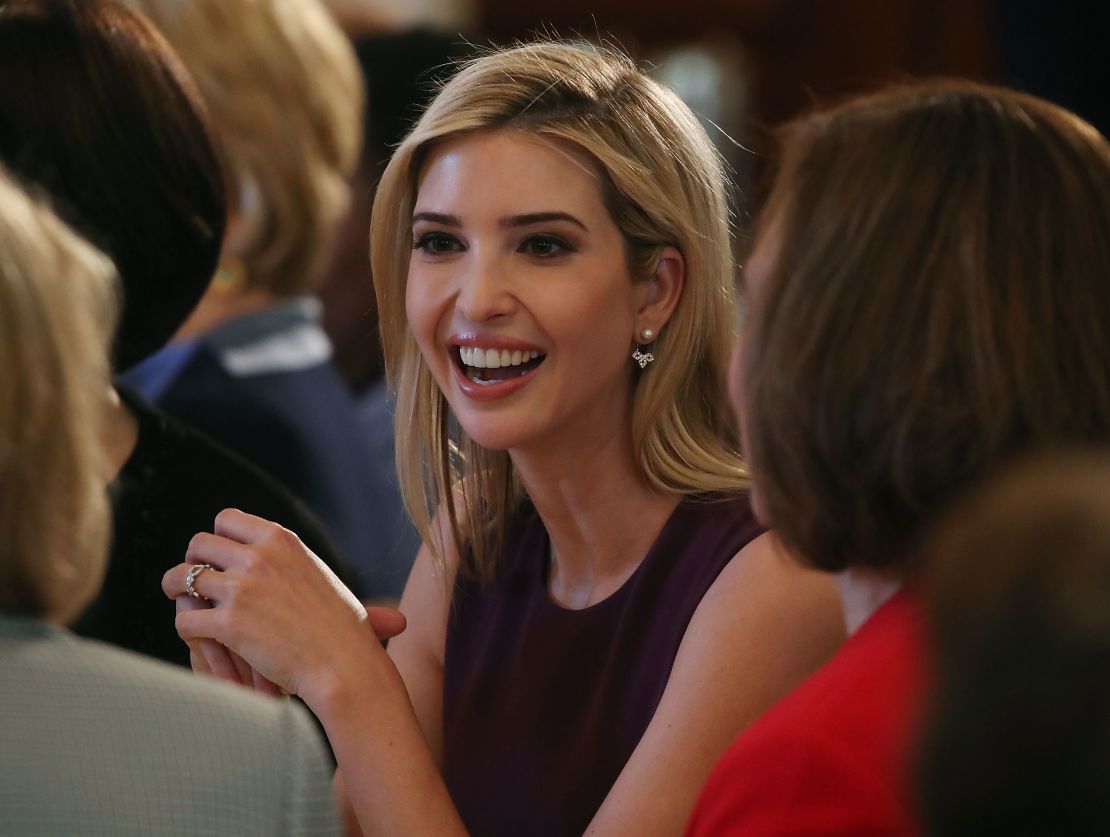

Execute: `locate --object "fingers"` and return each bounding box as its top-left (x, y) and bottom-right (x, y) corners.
top-left (177, 595), bottom-right (243, 684)
top-left (187, 634), bottom-right (243, 686)
top-left (365, 606), bottom-right (407, 641)
top-left (252, 668), bottom-right (285, 698)
top-left (230, 648), bottom-right (255, 685)
top-left (163, 512), bottom-right (295, 602)
top-left (213, 507), bottom-right (295, 546)
top-left (187, 643), bottom-right (211, 676)
top-left (198, 639), bottom-right (244, 685)
top-left (178, 598), bottom-right (279, 695)
top-left (163, 557), bottom-right (232, 602)
top-left (185, 531), bottom-right (254, 572)
top-left (175, 607), bottom-right (242, 682)
top-left (165, 511), bottom-right (362, 704)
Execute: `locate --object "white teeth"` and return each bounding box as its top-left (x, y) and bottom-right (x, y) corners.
top-left (458, 346), bottom-right (544, 370)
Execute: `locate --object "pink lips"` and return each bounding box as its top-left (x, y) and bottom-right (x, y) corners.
top-left (451, 332), bottom-right (544, 352)
top-left (449, 331), bottom-right (545, 401)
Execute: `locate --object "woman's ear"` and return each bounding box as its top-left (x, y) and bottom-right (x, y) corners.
top-left (634, 245), bottom-right (685, 338)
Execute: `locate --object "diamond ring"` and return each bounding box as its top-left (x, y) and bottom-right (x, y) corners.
top-left (185, 563), bottom-right (214, 600)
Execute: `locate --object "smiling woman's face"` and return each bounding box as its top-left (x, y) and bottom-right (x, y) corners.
top-left (406, 130), bottom-right (649, 454)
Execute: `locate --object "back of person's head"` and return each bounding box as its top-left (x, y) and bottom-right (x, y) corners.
top-left (0, 169), bottom-right (118, 624)
top-left (123, 0), bottom-right (363, 297)
top-left (741, 81), bottom-right (1110, 572)
top-left (371, 40), bottom-right (747, 577)
top-left (919, 453), bottom-right (1110, 835)
top-left (0, 0), bottom-right (224, 371)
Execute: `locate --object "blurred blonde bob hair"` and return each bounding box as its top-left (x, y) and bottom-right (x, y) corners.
top-left (0, 170), bottom-right (118, 624)
top-left (372, 41), bottom-right (748, 580)
top-left (124, 0), bottom-right (363, 296)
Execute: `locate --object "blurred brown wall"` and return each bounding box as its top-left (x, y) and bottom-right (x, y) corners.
top-left (477, 0), bottom-right (998, 132)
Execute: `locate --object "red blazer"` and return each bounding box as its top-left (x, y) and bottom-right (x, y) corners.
top-left (687, 590), bottom-right (924, 836)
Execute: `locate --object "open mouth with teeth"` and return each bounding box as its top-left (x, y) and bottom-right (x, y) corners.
top-left (456, 346), bottom-right (546, 384)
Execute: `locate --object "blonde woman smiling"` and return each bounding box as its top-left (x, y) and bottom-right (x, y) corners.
top-left (166, 42), bottom-right (844, 836)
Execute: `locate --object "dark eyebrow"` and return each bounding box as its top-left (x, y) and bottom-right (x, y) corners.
top-left (412, 211), bottom-right (461, 226)
top-left (502, 212), bottom-right (588, 232)
top-left (412, 210), bottom-right (589, 232)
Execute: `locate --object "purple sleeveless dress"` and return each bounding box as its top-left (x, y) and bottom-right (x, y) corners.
top-left (442, 494), bottom-right (763, 836)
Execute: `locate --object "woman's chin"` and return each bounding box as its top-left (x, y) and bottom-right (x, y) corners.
top-left (451, 412), bottom-right (550, 455)
top-left (456, 427), bottom-right (523, 453)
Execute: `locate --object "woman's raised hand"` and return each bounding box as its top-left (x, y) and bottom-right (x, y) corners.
top-left (163, 508), bottom-right (406, 706)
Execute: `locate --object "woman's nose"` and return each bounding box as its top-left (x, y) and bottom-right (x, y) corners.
top-left (455, 255), bottom-right (515, 322)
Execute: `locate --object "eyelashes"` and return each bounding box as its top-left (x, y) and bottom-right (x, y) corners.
top-left (411, 231), bottom-right (577, 258)
top-left (412, 231), bottom-right (460, 254)
top-left (517, 234), bottom-right (575, 257)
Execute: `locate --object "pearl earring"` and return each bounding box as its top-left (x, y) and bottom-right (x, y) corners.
top-left (632, 327), bottom-right (656, 369)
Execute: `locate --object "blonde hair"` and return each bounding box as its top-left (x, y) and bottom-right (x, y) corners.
top-left (0, 171), bottom-right (119, 623)
top-left (371, 42), bottom-right (748, 580)
top-left (124, 0), bottom-right (363, 295)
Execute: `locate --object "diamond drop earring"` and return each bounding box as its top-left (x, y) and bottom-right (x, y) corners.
top-left (632, 327), bottom-right (656, 368)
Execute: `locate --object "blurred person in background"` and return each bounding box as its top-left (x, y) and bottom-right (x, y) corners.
top-left (0, 166), bottom-right (340, 836)
top-left (119, 0), bottom-right (391, 598)
top-left (688, 81), bottom-right (1110, 834)
top-left (321, 28), bottom-right (476, 394)
top-left (163, 41), bottom-right (845, 837)
top-left (0, 0), bottom-right (352, 668)
top-left (920, 453), bottom-right (1110, 836)
top-left (318, 29), bottom-right (480, 591)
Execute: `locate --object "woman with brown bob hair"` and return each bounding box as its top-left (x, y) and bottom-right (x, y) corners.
top-left (690, 81), bottom-right (1110, 833)
top-left (164, 41), bottom-right (845, 836)
top-left (0, 0), bottom-right (351, 669)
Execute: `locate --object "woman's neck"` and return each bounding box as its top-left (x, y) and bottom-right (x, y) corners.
top-left (836, 566), bottom-right (904, 635)
top-left (103, 386), bottom-right (139, 480)
top-left (511, 410), bottom-right (680, 610)
top-left (172, 286), bottom-right (277, 342)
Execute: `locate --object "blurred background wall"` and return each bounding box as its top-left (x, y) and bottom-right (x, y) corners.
top-left (327, 0), bottom-right (1106, 196)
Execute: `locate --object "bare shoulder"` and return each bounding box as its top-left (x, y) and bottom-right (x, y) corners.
top-left (704, 531), bottom-right (844, 627)
top-left (658, 531), bottom-right (846, 762)
top-left (587, 532), bottom-right (845, 835)
top-left (687, 532), bottom-right (845, 697)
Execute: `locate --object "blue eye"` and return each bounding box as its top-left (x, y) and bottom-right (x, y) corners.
top-left (412, 232), bottom-right (461, 254)
top-left (520, 235), bottom-right (572, 257)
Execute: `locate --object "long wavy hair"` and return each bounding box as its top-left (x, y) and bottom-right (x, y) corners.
top-left (372, 42), bottom-right (748, 580)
